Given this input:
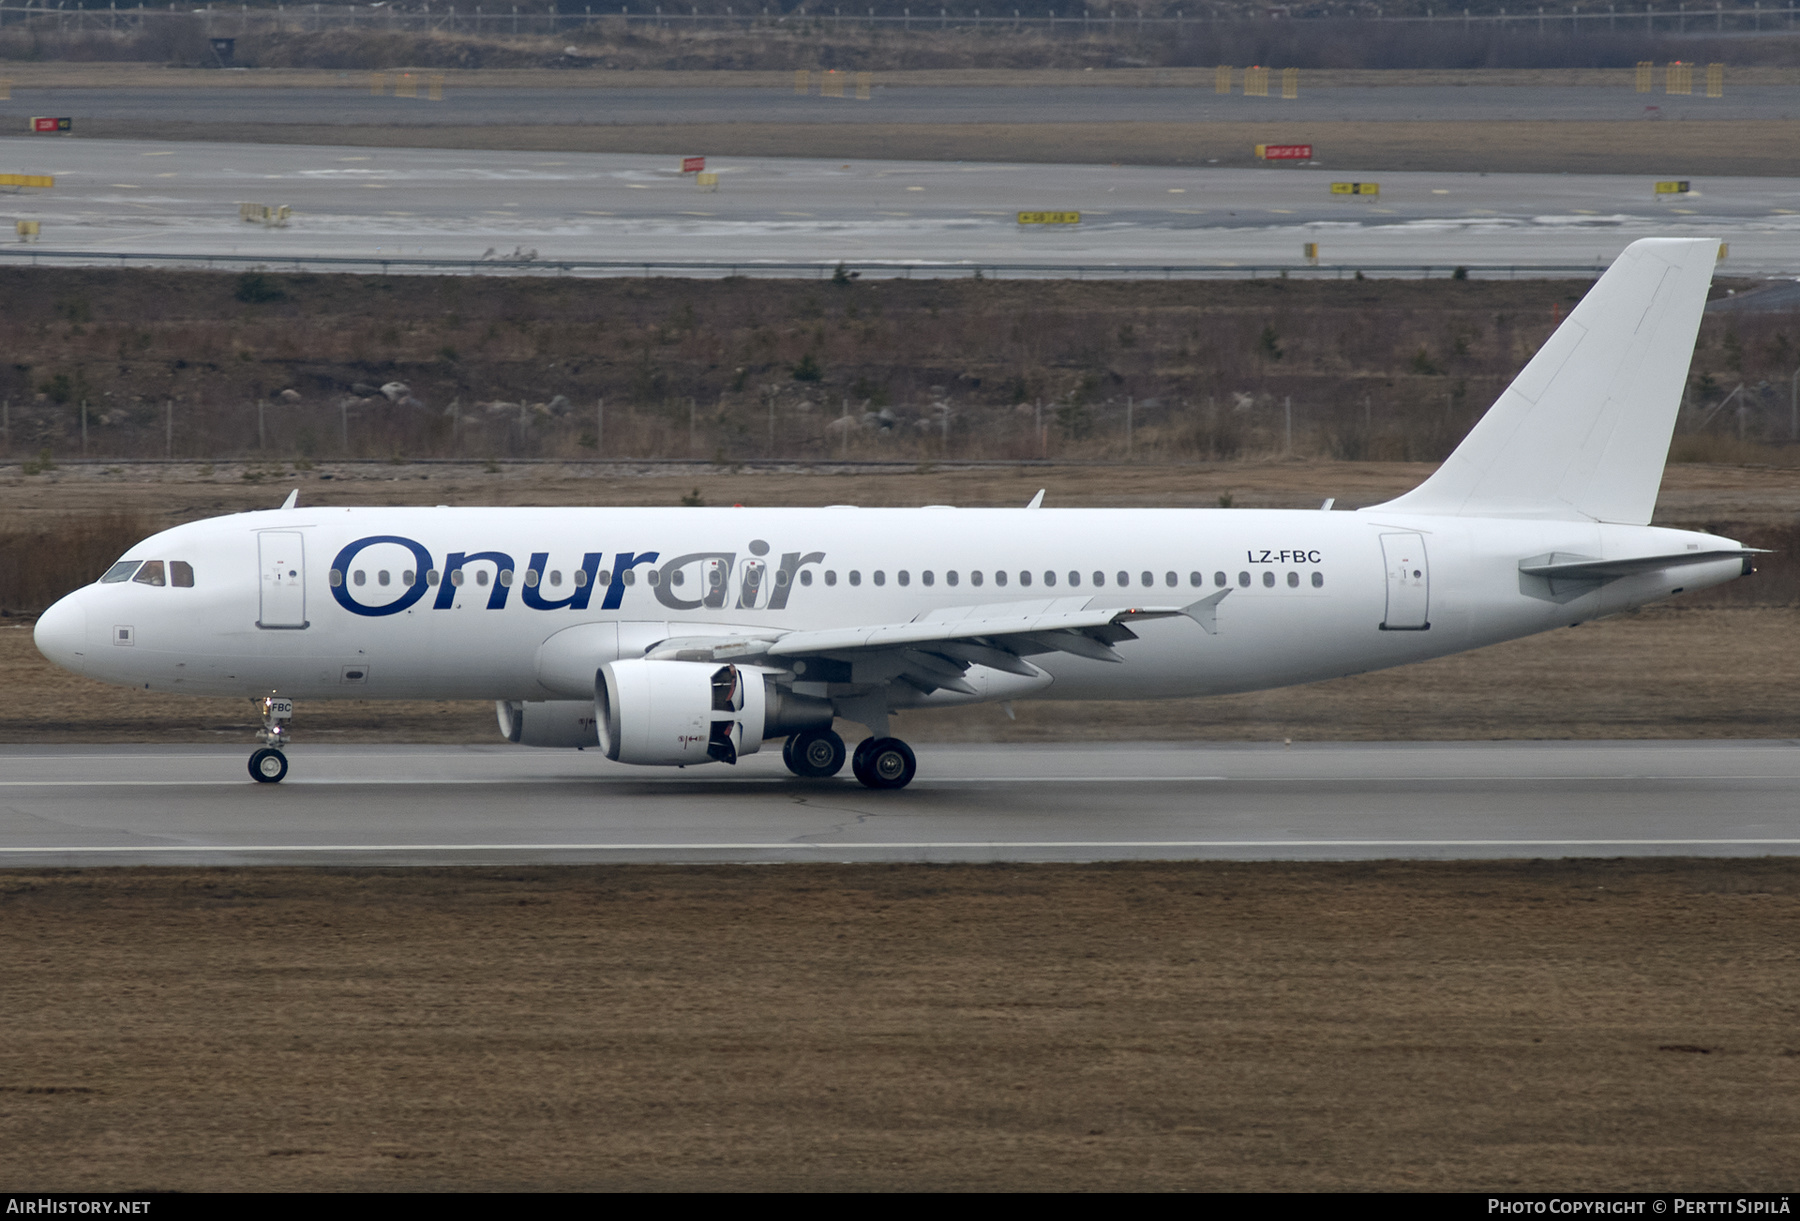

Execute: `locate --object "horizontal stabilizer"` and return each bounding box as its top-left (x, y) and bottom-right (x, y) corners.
top-left (1372, 238), bottom-right (1719, 526)
top-left (1518, 549), bottom-right (1762, 582)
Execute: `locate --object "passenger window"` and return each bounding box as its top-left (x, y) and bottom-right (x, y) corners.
top-left (670, 569), bottom-right (685, 587)
top-left (1215, 571), bottom-right (1226, 587)
top-left (171, 561), bottom-right (195, 588)
top-left (1287, 572), bottom-right (1300, 588)
top-left (353, 569), bottom-right (367, 587)
top-left (970, 571), bottom-right (982, 586)
top-left (550, 571), bottom-right (563, 587)
top-left (1019, 571), bottom-right (1031, 587)
top-left (1166, 572), bottom-right (1177, 587)
top-left (476, 570), bottom-right (489, 587)
top-left (896, 570), bottom-right (910, 587)
top-left (452, 570), bottom-right (466, 587)
top-left (1117, 571), bottom-right (1129, 587)
top-left (1312, 571), bottom-right (1324, 588)
top-left (330, 568), bottom-right (345, 587)
top-left (133, 560), bottom-right (165, 587)
top-left (101, 561), bottom-right (141, 583)
top-left (946, 571), bottom-right (958, 586)
top-left (1140, 571), bottom-right (1152, 587)
top-left (801, 570), bottom-right (814, 586)
top-left (1093, 571), bottom-right (1105, 587)
top-left (644, 570), bottom-right (656, 587)
top-left (1189, 572), bottom-right (1201, 587)
top-left (874, 571), bottom-right (886, 586)
top-left (1262, 571), bottom-right (1275, 588)
top-left (1238, 572), bottom-right (1250, 587)
top-left (573, 570), bottom-right (588, 587)
top-left (523, 569), bottom-right (540, 587)
top-left (993, 571), bottom-right (1005, 587)
top-left (823, 570), bottom-right (836, 586)
top-left (427, 569), bottom-right (441, 586)
top-left (774, 569), bottom-right (789, 587)
top-left (378, 570), bottom-right (391, 587)
top-left (849, 570), bottom-right (861, 586)
top-left (596, 570), bottom-right (611, 586)
top-left (1068, 571), bottom-right (1080, 587)
top-left (402, 569), bottom-right (415, 586)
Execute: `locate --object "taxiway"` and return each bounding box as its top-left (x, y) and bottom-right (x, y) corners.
top-left (2, 740), bottom-right (1796, 865)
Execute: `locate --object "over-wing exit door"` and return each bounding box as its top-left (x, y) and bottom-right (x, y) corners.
top-left (1379, 532), bottom-right (1430, 630)
top-left (258, 531), bottom-right (308, 629)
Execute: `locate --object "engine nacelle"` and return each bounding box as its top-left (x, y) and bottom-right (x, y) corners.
top-left (595, 659), bottom-right (832, 766)
top-left (496, 699), bottom-right (600, 748)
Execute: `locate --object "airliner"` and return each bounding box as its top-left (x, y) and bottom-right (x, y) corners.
top-left (32, 238), bottom-right (1757, 788)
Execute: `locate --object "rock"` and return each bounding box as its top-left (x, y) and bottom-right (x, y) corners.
top-left (351, 382), bottom-right (378, 397)
top-left (380, 381), bottom-right (410, 403)
top-left (278, 389), bottom-right (302, 403)
top-left (545, 395), bottom-right (571, 416)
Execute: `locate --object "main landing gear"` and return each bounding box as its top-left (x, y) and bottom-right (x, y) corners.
top-left (249, 695), bottom-right (293, 784)
top-left (781, 728), bottom-right (917, 789)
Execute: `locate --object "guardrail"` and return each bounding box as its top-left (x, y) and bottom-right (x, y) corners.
top-left (0, 3), bottom-right (1793, 38)
top-left (0, 247), bottom-right (1614, 280)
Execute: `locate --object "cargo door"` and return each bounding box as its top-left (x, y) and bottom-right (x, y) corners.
top-left (1379, 532), bottom-right (1430, 631)
top-left (258, 531), bottom-right (308, 629)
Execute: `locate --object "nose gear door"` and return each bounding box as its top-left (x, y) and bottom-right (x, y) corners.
top-left (1379, 532), bottom-right (1430, 631)
top-left (258, 531), bottom-right (309, 629)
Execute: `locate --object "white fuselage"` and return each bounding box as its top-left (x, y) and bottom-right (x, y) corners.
top-left (32, 504), bottom-right (1745, 710)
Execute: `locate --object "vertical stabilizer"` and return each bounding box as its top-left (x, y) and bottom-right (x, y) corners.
top-left (1370, 238), bottom-right (1717, 525)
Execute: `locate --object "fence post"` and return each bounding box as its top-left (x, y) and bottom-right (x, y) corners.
top-left (596, 397), bottom-right (604, 455)
top-left (81, 399), bottom-right (88, 457)
top-left (166, 399), bottom-right (172, 458)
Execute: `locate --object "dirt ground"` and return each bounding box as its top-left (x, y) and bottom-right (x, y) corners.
top-left (60, 116), bottom-right (1800, 176)
top-left (2, 860), bottom-right (1796, 1190)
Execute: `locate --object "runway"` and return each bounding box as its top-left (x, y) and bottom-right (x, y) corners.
top-left (1, 139), bottom-right (1796, 271)
top-left (3, 740), bottom-right (1797, 866)
top-left (3, 84), bottom-right (1791, 127)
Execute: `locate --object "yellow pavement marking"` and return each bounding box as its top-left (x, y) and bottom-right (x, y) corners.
top-left (878, 210), bottom-right (911, 216)
top-left (679, 211), bottom-right (714, 216)
top-left (1573, 208), bottom-right (1598, 214)
top-left (579, 210), bottom-right (614, 216)
top-left (1167, 188), bottom-right (1186, 193)
top-left (905, 186), bottom-right (924, 191)
top-left (110, 183), bottom-right (140, 189)
top-left (1773, 208), bottom-right (1797, 214)
top-left (1673, 208), bottom-right (1697, 214)
top-left (362, 183), bottom-right (388, 189)
top-left (141, 150), bottom-right (175, 157)
top-left (338, 156), bottom-right (371, 162)
top-left (155, 172), bottom-right (177, 178)
top-left (1431, 189), bottom-right (1450, 194)
top-left (627, 183), bottom-right (649, 189)
top-left (778, 211), bottom-right (814, 217)
top-left (1268, 208), bottom-right (1295, 214)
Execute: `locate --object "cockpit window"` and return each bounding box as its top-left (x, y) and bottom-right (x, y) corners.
top-left (170, 561), bottom-right (195, 588)
top-left (132, 560), bottom-right (166, 587)
top-left (101, 561), bottom-right (141, 583)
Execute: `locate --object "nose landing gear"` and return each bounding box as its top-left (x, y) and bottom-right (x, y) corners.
top-left (249, 695), bottom-right (293, 784)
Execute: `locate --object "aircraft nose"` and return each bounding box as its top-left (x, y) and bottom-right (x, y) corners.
top-left (33, 593), bottom-right (89, 675)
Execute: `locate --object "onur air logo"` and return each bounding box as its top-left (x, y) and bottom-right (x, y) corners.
top-left (328, 535), bottom-right (825, 618)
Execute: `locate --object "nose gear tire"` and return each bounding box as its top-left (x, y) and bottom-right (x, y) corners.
top-left (249, 748), bottom-right (288, 784)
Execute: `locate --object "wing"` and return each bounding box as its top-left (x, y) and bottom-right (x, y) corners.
top-left (645, 591), bottom-right (1231, 697)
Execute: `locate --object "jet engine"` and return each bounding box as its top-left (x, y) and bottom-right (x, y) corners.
top-left (595, 659), bottom-right (832, 766)
top-left (496, 699), bottom-right (601, 748)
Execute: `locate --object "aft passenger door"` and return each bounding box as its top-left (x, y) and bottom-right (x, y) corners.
top-left (258, 531), bottom-right (308, 629)
top-left (1379, 532), bottom-right (1429, 631)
